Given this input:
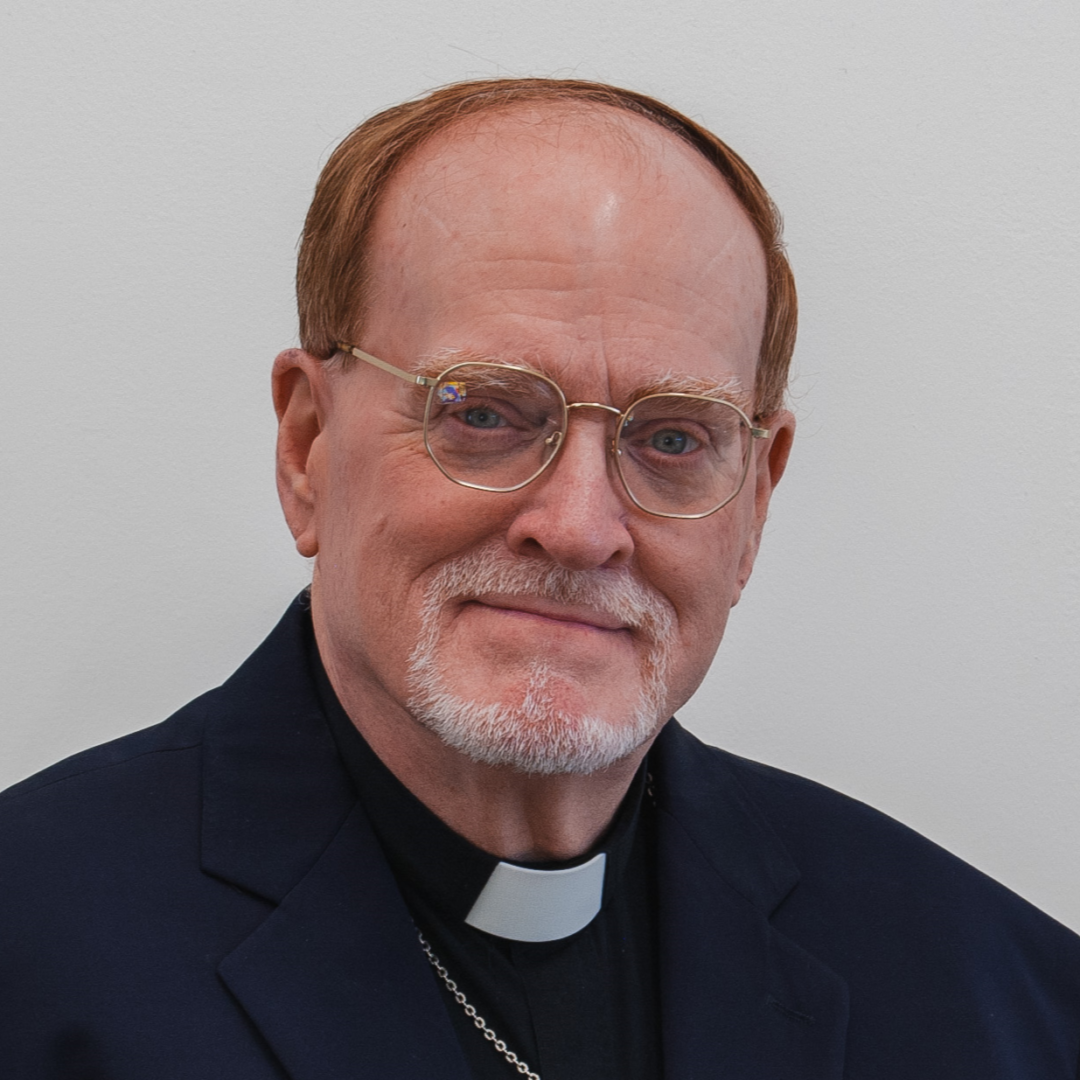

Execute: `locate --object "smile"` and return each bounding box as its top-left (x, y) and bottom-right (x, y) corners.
top-left (465, 597), bottom-right (631, 634)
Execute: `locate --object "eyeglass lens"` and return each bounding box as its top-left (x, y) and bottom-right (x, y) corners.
top-left (424, 364), bottom-right (752, 516)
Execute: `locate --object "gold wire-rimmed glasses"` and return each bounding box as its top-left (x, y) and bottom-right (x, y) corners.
top-left (337, 343), bottom-right (770, 520)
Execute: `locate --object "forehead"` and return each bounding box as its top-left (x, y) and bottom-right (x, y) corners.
top-left (362, 104), bottom-right (767, 395)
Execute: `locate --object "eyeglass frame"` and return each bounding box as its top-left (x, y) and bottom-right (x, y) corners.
top-left (336, 342), bottom-right (771, 520)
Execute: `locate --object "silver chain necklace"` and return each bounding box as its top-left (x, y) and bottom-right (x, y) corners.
top-left (417, 930), bottom-right (542, 1080)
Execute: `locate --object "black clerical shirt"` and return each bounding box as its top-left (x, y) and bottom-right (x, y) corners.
top-left (311, 645), bottom-right (662, 1080)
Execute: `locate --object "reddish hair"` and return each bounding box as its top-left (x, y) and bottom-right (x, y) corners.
top-left (297, 78), bottom-right (796, 417)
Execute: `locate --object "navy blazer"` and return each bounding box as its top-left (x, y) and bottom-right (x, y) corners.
top-left (2, 598), bottom-right (1079, 1078)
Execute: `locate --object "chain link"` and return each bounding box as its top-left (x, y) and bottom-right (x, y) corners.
top-left (418, 931), bottom-right (541, 1080)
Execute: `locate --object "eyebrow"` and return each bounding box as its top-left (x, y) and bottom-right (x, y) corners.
top-left (415, 348), bottom-right (754, 412)
top-left (628, 371), bottom-right (752, 412)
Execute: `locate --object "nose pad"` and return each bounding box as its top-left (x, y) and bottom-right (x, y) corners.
top-left (536, 410), bottom-right (630, 517)
top-left (559, 402), bottom-right (623, 470)
top-left (507, 409), bottom-right (635, 569)
top-left (526, 402), bottom-right (629, 509)
top-left (556, 408), bottom-right (623, 474)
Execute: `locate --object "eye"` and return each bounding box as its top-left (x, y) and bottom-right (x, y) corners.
top-left (463, 406), bottom-right (504, 429)
top-left (650, 428), bottom-right (699, 455)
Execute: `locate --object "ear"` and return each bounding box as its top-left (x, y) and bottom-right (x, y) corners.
top-left (272, 349), bottom-right (328, 559)
top-left (731, 408), bottom-right (795, 605)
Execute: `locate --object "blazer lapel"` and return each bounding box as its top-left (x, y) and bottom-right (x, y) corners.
top-left (217, 802), bottom-right (471, 1080)
top-left (654, 722), bottom-right (850, 1078)
top-left (199, 599), bottom-right (470, 1080)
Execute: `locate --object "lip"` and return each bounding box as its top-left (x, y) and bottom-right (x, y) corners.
top-left (466, 596), bottom-right (630, 633)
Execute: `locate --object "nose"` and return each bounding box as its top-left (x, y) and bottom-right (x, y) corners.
top-left (505, 407), bottom-right (635, 571)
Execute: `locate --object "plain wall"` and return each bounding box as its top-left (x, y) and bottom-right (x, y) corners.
top-left (2, 0), bottom-right (1078, 928)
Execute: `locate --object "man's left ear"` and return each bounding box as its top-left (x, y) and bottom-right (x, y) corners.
top-left (732, 409), bottom-right (795, 603)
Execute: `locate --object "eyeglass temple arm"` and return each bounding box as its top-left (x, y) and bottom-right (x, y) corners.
top-left (337, 343), bottom-right (439, 388)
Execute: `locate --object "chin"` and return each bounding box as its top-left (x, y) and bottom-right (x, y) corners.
top-left (405, 659), bottom-right (665, 775)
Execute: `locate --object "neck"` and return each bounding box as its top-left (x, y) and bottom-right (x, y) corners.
top-left (319, 641), bottom-right (652, 862)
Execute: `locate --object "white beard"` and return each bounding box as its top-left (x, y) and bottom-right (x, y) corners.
top-left (404, 543), bottom-right (676, 775)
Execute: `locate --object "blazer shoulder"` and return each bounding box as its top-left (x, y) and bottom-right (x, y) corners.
top-left (660, 725), bottom-right (946, 877)
top-left (718, 747), bottom-right (1013, 881)
top-left (0, 688), bottom-right (215, 808)
top-left (717, 745), bottom-right (1080, 942)
top-left (718, 748), bottom-right (915, 837)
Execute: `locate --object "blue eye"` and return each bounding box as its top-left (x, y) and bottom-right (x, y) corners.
top-left (650, 429), bottom-right (695, 454)
top-left (464, 407), bottom-right (503, 429)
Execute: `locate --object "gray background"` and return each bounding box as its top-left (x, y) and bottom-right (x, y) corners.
top-left (3, 1), bottom-right (1078, 928)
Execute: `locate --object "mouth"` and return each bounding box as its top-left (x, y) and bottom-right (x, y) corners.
top-left (464, 596), bottom-right (632, 634)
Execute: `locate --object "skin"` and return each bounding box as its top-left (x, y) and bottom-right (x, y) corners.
top-left (274, 106), bottom-right (794, 860)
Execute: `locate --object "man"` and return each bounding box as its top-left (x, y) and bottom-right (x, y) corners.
top-left (1, 78), bottom-right (1078, 1079)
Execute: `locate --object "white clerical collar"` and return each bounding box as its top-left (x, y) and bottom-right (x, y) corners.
top-left (464, 852), bottom-right (607, 942)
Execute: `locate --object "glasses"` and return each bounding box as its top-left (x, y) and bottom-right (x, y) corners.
top-left (337, 343), bottom-right (770, 520)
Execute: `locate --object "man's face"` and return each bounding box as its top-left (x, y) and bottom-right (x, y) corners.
top-left (285, 107), bottom-right (792, 773)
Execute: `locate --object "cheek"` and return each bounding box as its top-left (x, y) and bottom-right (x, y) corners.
top-left (640, 513), bottom-right (751, 644)
top-left (642, 529), bottom-right (747, 711)
top-left (319, 423), bottom-right (512, 597)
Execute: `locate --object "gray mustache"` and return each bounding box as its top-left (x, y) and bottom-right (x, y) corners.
top-left (425, 544), bottom-right (675, 642)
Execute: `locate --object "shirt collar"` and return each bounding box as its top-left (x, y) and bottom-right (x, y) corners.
top-left (311, 638), bottom-right (647, 937)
